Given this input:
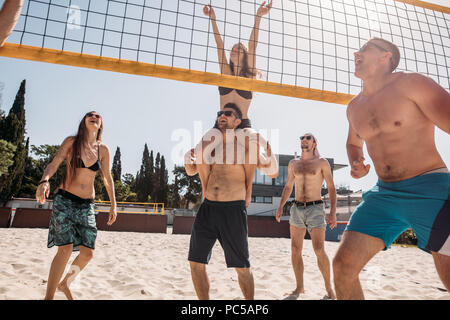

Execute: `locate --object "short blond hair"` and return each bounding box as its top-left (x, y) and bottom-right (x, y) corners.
top-left (370, 37), bottom-right (400, 72)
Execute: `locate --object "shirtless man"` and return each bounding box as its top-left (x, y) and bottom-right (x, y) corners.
top-left (185, 104), bottom-right (261, 300)
top-left (275, 133), bottom-right (337, 300)
top-left (0, 0), bottom-right (23, 47)
top-left (333, 37), bottom-right (450, 300)
top-left (189, 102), bottom-right (278, 208)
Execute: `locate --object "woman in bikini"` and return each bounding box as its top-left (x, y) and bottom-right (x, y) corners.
top-left (36, 111), bottom-right (117, 300)
top-left (193, 1), bottom-right (277, 206)
top-left (204, 1), bottom-right (271, 127)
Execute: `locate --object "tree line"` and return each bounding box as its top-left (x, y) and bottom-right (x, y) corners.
top-left (0, 80), bottom-right (202, 208)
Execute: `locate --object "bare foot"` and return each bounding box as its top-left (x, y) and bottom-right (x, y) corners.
top-left (283, 288), bottom-right (304, 300)
top-left (322, 288), bottom-right (336, 300)
top-left (57, 281), bottom-right (74, 300)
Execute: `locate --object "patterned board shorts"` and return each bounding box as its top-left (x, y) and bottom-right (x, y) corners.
top-left (47, 190), bottom-right (97, 252)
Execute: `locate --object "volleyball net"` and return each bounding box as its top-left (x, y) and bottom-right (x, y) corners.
top-left (0, 0), bottom-right (448, 105)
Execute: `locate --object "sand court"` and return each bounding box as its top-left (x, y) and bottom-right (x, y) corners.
top-left (0, 227), bottom-right (448, 300)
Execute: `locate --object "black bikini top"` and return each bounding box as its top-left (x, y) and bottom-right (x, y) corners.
top-left (218, 86), bottom-right (253, 100)
top-left (79, 143), bottom-right (101, 172)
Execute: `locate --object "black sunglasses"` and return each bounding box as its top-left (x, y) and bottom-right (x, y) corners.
top-left (217, 110), bottom-right (236, 118)
top-left (86, 112), bottom-right (101, 119)
top-left (300, 135), bottom-right (312, 141)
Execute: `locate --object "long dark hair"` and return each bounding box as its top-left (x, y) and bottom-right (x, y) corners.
top-left (229, 42), bottom-right (257, 78)
top-left (62, 111), bottom-right (103, 188)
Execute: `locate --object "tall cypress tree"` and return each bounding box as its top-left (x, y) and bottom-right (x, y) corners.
top-left (158, 155), bottom-right (168, 205)
top-left (112, 146), bottom-right (122, 182)
top-left (153, 152), bottom-right (161, 202)
top-left (0, 80), bottom-right (26, 144)
top-left (137, 143), bottom-right (154, 202)
top-left (168, 174), bottom-right (181, 208)
top-left (146, 149), bottom-right (154, 200)
top-left (0, 80), bottom-right (27, 204)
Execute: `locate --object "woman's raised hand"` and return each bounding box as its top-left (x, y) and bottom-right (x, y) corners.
top-left (257, 0), bottom-right (272, 17)
top-left (203, 4), bottom-right (216, 21)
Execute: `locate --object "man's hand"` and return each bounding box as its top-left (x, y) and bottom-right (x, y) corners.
top-left (245, 196), bottom-right (251, 208)
top-left (107, 207), bottom-right (117, 226)
top-left (184, 148), bottom-right (196, 165)
top-left (275, 207), bottom-right (283, 223)
top-left (350, 157), bottom-right (370, 179)
top-left (327, 212), bottom-right (337, 230)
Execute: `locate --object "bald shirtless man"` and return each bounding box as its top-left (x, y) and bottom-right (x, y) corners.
top-left (185, 104), bottom-right (260, 300)
top-left (333, 37), bottom-right (450, 300)
top-left (276, 133), bottom-right (337, 300)
top-left (0, 0), bottom-right (23, 47)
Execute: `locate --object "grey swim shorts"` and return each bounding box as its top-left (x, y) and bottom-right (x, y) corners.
top-left (289, 203), bottom-right (326, 232)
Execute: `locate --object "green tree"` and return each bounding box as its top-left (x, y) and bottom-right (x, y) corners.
top-left (94, 172), bottom-right (108, 201)
top-left (122, 173), bottom-right (136, 192)
top-left (0, 80), bottom-right (28, 204)
top-left (156, 155), bottom-right (169, 204)
top-left (18, 144), bottom-right (66, 199)
top-left (167, 172), bottom-right (182, 208)
top-left (112, 146), bottom-right (122, 182)
top-left (17, 139), bottom-right (37, 198)
top-left (0, 80), bottom-right (26, 145)
top-left (125, 192), bottom-right (138, 202)
top-left (136, 144), bottom-right (154, 202)
top-left (0, 139), bottom-right (16, 192)
top-left (0, 139), bottom-right (16, 176)
top-left (172, 165), bottom-right (202, 209)
top-left (114, 180), bottom-right (130, 202)
top-left (153, 152), bottom-right (161, 202)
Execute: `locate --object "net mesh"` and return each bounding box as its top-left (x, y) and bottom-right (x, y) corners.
top-left (4, 0), bottom-right (450, 97)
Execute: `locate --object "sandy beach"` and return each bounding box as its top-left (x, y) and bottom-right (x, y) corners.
top-left (0, 227), bottom-right (448, 300)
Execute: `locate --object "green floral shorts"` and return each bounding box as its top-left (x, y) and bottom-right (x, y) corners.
top-left (47, 190), bottom-right (97, 252)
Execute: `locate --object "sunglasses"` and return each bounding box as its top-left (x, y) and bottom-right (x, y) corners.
top-left (300, 135), bottom-right (313, 141)
top-left (217, 110), bottom-right (236, 118)
top-left (86, 113), bottom-right (101, 119)
top-left (359, 42), bottom-right (389, 53)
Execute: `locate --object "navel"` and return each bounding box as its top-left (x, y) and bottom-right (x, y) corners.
top-left (394, 121), bottom-right (401, 127)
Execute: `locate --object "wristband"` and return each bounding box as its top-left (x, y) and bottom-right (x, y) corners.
top-left (38, 180), bottom-right (49, 185)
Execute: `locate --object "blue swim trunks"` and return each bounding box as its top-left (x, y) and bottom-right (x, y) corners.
top-left (346, 173), bottom-right (450, 256)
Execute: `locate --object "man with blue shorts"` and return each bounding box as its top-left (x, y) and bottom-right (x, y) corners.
top-left (333, 37), bottom-right (450, 299)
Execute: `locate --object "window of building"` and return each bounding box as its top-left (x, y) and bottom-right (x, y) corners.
top-left (275, 165), bottom-right (288, 186)
top-left (253, 168), bottom-right (273, 185)
top-left (263, 196), bottom-right (272, 204)
top-left (251, 196), bottom-right (272, 203)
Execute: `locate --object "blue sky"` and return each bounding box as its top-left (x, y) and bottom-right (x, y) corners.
top-left (0, 0), bottom-right (448, 192)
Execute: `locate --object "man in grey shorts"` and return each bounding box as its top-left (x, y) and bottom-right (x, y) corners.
top-left (276, 133), bottom-right (337, 299)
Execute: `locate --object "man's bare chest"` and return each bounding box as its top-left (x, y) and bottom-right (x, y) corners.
top-left (349, 93), bottom-right (421, 139)
top-left (293, 160), bottom-right (321, 177)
